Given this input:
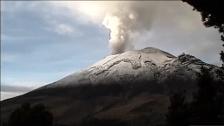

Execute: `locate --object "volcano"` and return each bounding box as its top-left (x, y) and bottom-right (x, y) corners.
top-left (1, 47), bottom-right (224, 126)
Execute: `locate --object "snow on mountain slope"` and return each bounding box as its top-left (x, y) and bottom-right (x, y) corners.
top-left (43, 47), bottom-right (223, 88)
top-left (2, 47), bottom-right (224, 126)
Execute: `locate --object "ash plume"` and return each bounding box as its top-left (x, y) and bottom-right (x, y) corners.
top-left (50, 1), bottom-right (156, 54)
top-left (102, 2), bottom-right (155, 54)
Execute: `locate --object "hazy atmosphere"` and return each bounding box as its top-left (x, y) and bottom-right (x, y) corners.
top-left (1, 1), bottom-right (223, 100)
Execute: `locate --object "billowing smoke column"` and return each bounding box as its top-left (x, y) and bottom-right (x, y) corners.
top-left (52, 1), bottom-right (156, 54)
top-left (102, 2), bottom-right (155, 54)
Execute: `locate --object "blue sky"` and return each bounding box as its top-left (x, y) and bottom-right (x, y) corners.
top-left (1, 1), bottom-right (223, 100)
top-left (1, 1), bottom-right (111, 99)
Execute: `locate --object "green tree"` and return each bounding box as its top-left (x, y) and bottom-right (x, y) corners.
top-left (166, 92), bottom-right (189, 126)
top-left (166, 67), bottom-right (224, 125)
top-left (8, 103), bottom-right (53, 126)
top-left (190, 67), bottom-right (224, 124)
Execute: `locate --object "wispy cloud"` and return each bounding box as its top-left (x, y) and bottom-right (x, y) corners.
top-left (1, 85), bottom-right (34, 92)
top-left (54, 24), bottom-right (74, 35)
top-left (45, 23), bottom-right (83, 37)
top-left (1, 85), bottom-right (35, 101)
top-left (1, 92), bottom-right (26, 101)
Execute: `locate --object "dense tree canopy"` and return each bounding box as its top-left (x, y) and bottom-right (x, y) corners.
top-left (182, 0), bottom-right (224, 67)
top-left (166, 92), bottom-right (189, 126)
top-left (190, 67), bottom-right (224, 123)
top-left (166, 67), bottom-right (224, 125)
top-left (8, 103), bottom-right (53, 126)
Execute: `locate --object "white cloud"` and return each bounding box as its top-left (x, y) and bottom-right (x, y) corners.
top-left (48, 1), bottom-right (115, 24)
top-left (1, 92), bottom-right (26, 101)
top-left (54, 24), bottom-right (74, 35)
top-left (1, 77), bottom-right (46, 89)
top-left (1, 84), bottom-right (35, 101)
top-left (48, 2), bottom-right (223, 59)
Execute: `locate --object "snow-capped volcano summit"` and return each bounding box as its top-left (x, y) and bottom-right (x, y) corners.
top-left (1, 47), bottom-right (224, 126)
top-left (45, 47), bottom-right (222, 88)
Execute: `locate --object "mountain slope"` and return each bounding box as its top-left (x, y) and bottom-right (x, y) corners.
top-left (1, 47), bottom-right (224, 126)
top-left (44, 47), bottom-right (221, 88)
